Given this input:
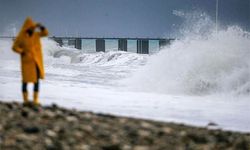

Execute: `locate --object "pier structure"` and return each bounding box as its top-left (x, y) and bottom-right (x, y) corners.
top-left (95, 39), bottom-right (105, 52)
top-left (118, 39), bottom-right (127, 51)
top-left (51, 37), bottom-right (174, 54)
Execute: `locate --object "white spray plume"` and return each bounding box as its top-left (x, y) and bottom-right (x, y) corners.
top-left (128, 12), bottom-right (250, 96)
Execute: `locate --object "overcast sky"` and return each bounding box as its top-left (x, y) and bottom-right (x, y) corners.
top-left (0, 0), bottom-right (249, 38)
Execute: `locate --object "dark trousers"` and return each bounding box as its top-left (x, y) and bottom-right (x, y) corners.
top-left (22, 66), bottom-right (40, 92)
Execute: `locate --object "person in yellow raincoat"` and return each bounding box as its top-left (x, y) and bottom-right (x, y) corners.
top-left (12, 17), bottom-right (48, 106)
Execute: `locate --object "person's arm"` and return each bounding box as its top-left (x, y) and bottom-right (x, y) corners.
top-left (12, 38), bottom-right (23, 54)
top-left (37, 23), bottom-right (49, 37)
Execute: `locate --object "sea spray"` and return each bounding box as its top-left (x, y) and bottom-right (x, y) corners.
top-left (0, 39), bottom-right (18, 60)
top-left (41, 38), bottom-right (63, 57)
top-left (127, 12), bottom-right (250, 96)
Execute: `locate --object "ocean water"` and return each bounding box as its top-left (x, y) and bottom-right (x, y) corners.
top-left (0, 12), bottom-right (250, 132)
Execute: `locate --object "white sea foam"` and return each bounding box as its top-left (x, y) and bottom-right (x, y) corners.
top-left (128, 25), bottom-right (250, 96)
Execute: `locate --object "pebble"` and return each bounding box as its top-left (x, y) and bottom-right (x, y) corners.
top-left (162, 127), bottom-right (173, 134)
top-left (123, 145), bottom-right (132, 150)
top-left (43, 110), bottom-right (56, 118)
top-left (51, 103), bottom-right (58, 109)
top-left (111, 135), bottom-right (120, 144)
top-left (73, 130), bottom-right (83, 138)
top-left (3, 138), bottom-right (16, 146)
top-left (46, 130), bottom-right (57, 138)
top-left (207, 122), bottom-right (218, 126)
top-left (133, 145), bottom-right (149, 150)
top-left (81, 125), bottom-right (93, 132)
top-left (7, 112), bottom-right (15, 118)
top-left (66, 116), bottom-right (78, 122)
top-left (119, 118), bottom-right (128, 124)
top-left (82, 112), bottom-right (92, 119)
top-left (23, 126), bottom-right (40, 134)
top-left (140, 122), bottom-right (153, 129)
top-left (55, 109), bottom-right (63, 116)
top-left (180, 131), bottom-right (187, 137)
top-left (16, 133), bottom-right (38, 141)
top-left (74, 144), bottom-right (90, 150)
top-left (45, 137), bottom-right (53, 147)
top-left (102, 144), bottom-right (121, 150)
top-left (21, 110), bottom-right (29, 118)
top-left (53, 126), bottom-right (62, 133)
top-left (138, 130), bottom-right (150, 137)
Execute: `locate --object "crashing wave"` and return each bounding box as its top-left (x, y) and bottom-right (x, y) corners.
top-left (53, 50), bottom-right (147, 66)
top-left (128, 20), bottom-right (250, 96)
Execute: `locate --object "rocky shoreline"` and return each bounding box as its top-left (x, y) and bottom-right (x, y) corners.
top-left (0, 101), bottom-right (249, 150)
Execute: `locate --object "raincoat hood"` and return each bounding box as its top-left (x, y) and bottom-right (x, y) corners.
top-left (17, 17), bottom-right (37, 38)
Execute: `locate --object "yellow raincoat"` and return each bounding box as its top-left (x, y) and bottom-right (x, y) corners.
top-left (12, 17), bottom-right (48, 82)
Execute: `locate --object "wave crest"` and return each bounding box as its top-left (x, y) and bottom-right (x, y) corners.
top-left (128, 26), bottom-right (250, 96)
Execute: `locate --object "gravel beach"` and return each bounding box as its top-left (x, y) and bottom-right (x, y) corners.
top-left (0, 101), bottom-right (249, 150)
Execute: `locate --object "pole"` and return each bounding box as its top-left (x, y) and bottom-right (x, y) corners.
top-left (216, 0), bottom-right (219, 33)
